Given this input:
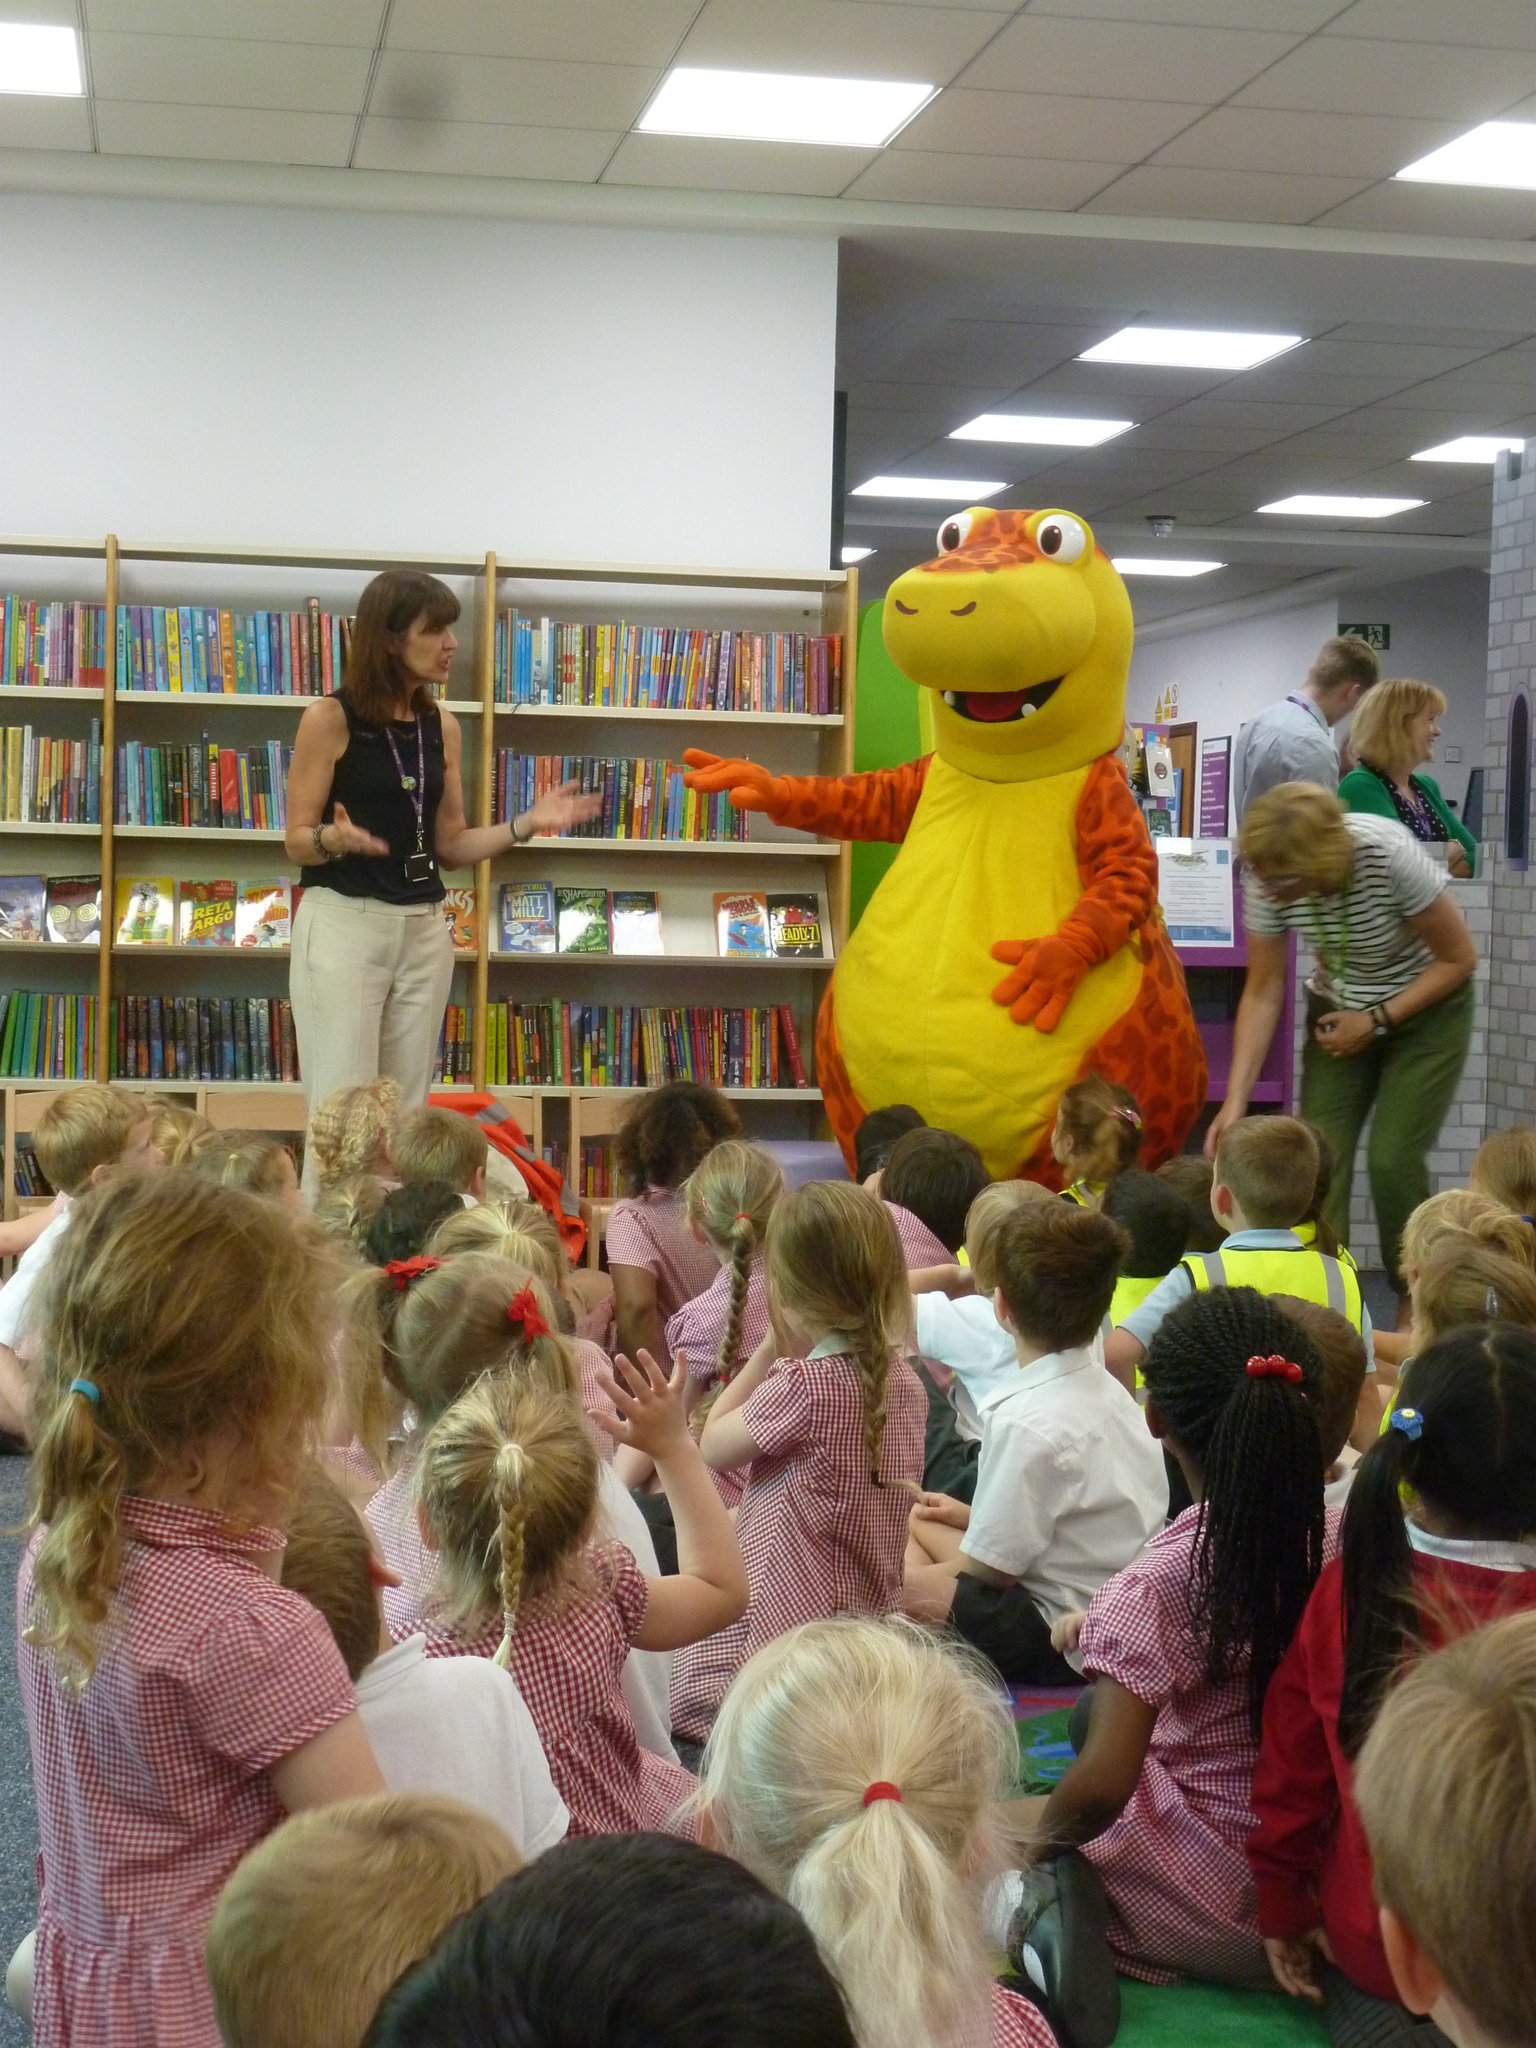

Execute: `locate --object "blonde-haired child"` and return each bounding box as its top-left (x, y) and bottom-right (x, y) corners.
top-left (1412, 1239), bottom-right (1536, 1348)
top-left (699, 1618), bottom-right (1055, 2048)
top-left (1371, 1185), bottom-right (1536, 1389)
top-left (192, 1133), bottom-right (302, 1207)
top-left (306, 1077), bottom-right (401, 1195)
top-left (146, 1096), bottom-right (213, 1166)
top-left (18, 1170), bottom-right (381, 2048)
top-left (312, 1171), bottom-right (390, 1255)
top-left (1470, 1124), bottom-right (1536, 1222)
top-left (416, 1352), bottom-right (747, 1834)
top-left (670, 1180), bottom-right (927, 1742)
top-left (392, 1104), bottom-right (490, 1201)
top-left (1052, 1077), bottom-right (1142, 1206)
top-left (205, 1792), bottom-right (520, 2048)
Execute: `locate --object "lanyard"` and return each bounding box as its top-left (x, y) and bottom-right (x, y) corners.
top-left (1306, 894), bottom-right (1349, 994)
top-left (383, 716), bottom-right (426, 853)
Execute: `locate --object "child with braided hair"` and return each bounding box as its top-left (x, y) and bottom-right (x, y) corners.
top-left (669, 1181), bottom-right (927, 1743)
top-left (415, 1351), bottom-right (746, 1834)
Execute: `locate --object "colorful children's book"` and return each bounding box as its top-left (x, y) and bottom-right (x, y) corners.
top-left (179, 878), bottom-right (237, 947)
top-left (115, 876), bottom-right (175, 946)
top-left (611, 889), bottom-right (663, 957)
top-left (556, 887), bottom-right (611, 955)
top-left (766, 892), bottom-right (824, 958)
top-left (499, 881), bottom-right (556, 954)
top-left (0, 876), bottom-right (46, 942)
top-left (715, 891), bottom-right (770, 957)
top-left (44, 875), bottom-right (100, 946)
top-left (235, 878), bottom-right (292, 948)
top-left (442, 886), bottom-right (476, 952)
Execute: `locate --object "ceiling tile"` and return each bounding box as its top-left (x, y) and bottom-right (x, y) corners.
top-left (676, 0), bottom-right (1010, 83)
top-left (1025, 0), bottom-right (1341, 23)
top-left (1017, 363), bottom-right (1228, 410)
top-left (0, 0), bottom-right (74, 21)
top-left (1308, 182), bottom-right (1536, 238)
top-left (601, 132), bottom-right (878, 196)
top-left (1080, 165), bottom-right (1372, 225)
top-left (1330, 323), bottom-right (1530, 349)
top-left (87, 31), bottom-right (372, 111)
top-left (961, 16), bottom-right (1306, 102)
top-left (82, 0), bottom-right (382, 39)
top-left (1323, 0), bottom-right (1536, 49)
top-left (873, 318), bottom-right (1082, 383)
top-left (892, 87), bottom-right (1202, 161)
top-left (0, 97), bottom-right (93, 150)
top-left (1231, 38), bottom-right (1536, 119)
top-left (352, 119), bottom-right (620, 180)
top-left (368, 50), bottom-right (656, 129)
top-left (1301, 338), bottom-right (1514, 380)
top-left (93, 100), bottom-right (355, 164)
top-left (386, 0), bottom-right (698, 65)
top-left (840, 378), bottom-right (1018, 411)
top-left (843, 151), bottom-right (1122, 207)
top-left (1149, 107), bottom-right (1466, 181)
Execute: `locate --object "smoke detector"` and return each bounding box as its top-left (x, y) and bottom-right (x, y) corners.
top-left (1146, 515), bottom-right (1176, 540)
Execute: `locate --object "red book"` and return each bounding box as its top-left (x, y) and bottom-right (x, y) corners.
top-left (778, 1005), bottom-right (807, 1087)
top-left (220, 749), bottom-right (240, 823)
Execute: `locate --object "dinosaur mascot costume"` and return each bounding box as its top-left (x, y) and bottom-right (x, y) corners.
top-left (685, 505), bottom-right (1207, 1182)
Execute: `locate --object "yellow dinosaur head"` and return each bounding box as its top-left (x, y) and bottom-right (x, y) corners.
top-left (881, 506), bottom-right (1133, 783)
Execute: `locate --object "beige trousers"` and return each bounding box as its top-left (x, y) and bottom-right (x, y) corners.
top-left (290, 888), bottom-right (455, 1191)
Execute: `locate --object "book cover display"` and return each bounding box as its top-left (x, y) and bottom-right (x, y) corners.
top-left (115, 877), bottom-right (175, 947)
top-left (45, 876), bottom-right (102, 946)
top-left (715, 892), bottom-right (770, 956)
top-left (766, 894), bottom-right (824, 958)
top-left (611, 890), bottom-right (663, 957)
top-left (442, 886), bottom-right (476, 952)
top-left (0, 876), bottom-right (46, 942)
top-left (556, 888), bottom-right (610, 955)
top-left (179, 879), bottom-right (237, 947)
top-left (235, 880), bottom-right (291, 948)
top-left (500, 882), bottom-right (556, 954)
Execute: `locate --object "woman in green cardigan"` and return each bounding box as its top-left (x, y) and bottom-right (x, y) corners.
top-left (1339, 677), bottom-right (1477, 877)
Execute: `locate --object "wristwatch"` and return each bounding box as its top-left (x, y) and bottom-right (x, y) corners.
top-left (1370, 1003), bottom-right (1393, 1038)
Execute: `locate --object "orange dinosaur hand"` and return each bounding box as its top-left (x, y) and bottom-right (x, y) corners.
top-left (682, 749), bottom-right (788, 815)
top-left (991, 932), bottom-right (1095, 1033)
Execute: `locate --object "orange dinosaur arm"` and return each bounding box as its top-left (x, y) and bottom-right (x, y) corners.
top-left (683, 748), bottom-right (932, 842)
top-left (990, 755), bottom-right (1158, 1033)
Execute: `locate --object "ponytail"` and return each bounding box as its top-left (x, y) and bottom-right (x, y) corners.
top-left (850, 1318), bottom-right (892, 1486)
top-left (26, 1384), bottom-right (128, 1690)
top-left (683, 1140), bottom-right (785, 1389)
top-left (1338, 1418), bottom-right (1420, 1755)
top-left (493, 1441), bottom-right (527, 1671)
top-left (717, 1215), bottom-right (755, 1389)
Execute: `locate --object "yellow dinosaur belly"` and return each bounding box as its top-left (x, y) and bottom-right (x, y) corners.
top-left (833, 756), bottom-right (1143, 1177)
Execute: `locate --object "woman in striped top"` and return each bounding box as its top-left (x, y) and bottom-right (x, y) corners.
top-left (1205, 783), bottom-right (1476, 1299)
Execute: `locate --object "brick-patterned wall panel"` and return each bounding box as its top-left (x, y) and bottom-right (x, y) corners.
top-left (1486, 452), bottom-right (1536, 1129)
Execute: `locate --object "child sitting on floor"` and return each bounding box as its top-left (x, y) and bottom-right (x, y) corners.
top-left (1355, 1611), bottom-right (1536, 2048)
top-left (280, 1464), bottom-right (567, 1859)
top-left (880, 1125), bottom-right (991, 1269)
top-left (363, 1180), bottom-right (464, 1269)
top-left (146, 1097), bottom-right (213, 1167)
top-left (1469, 1124), bottom-right (1536, 1224)
top-left (1100, 1169), bottom-right (1192, 1332)
top-left (1271, 1294), bottom-right (1371, 1504)
top-left (191, 1134), bottom-right (302, 1207)
top-left (1250, 1325), bottom-right (1536, 2043)
top-left (669, 1181), bottom-right (927, 1743)
top-left (853, 1101), bottom-right (926, 1186)
top-left (904, 1202), bottom-right (1167, 1686)
top-left (205, 1793), bottom-right (519, 2048)
top-left (391, 1105), bottom-right (489, 1203)
top-left (699, 1618), bottom-right (1057, 2048)
top-left (1154, 1154), bottom-right (1224, 1254)
top-left (312, 1171), bottom-right (390, 1256)
top-left (306, 1077), bottom-right (401, 1195)
top-left (415, 1352), bottom-right (746, 1833)
top-left (1371, 1187), bottom-right (1534, 1385)
top-left (1054, 1076), bottom-right (1142, 1208)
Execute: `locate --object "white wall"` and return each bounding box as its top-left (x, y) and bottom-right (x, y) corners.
top-left (0, 193), bottom-right (837, 571)
top-left (1333, 568), bottom-right (1489, 806)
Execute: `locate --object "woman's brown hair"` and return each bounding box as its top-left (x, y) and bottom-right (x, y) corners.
top-left (343, 569), bottom-right (460, 729)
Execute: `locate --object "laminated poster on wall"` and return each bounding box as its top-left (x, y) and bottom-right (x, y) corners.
top-left (1156, 839), bottom-right (1235, 949)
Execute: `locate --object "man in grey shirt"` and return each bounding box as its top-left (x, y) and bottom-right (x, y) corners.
top-left (1233, 634), bottom-right (1379, 822)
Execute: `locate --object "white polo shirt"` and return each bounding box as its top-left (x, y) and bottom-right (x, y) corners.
top-left (0, 1195), bottom-right (71, 1350)
top-left (961, 1345), bottom-right (1168, 1633)
top-left (914, 1293), bottom-right (1111, 1444)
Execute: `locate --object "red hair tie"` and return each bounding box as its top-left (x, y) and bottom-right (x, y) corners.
top-left (385, 1255), bottom-right (441, 1292)
top-left (733, 1212), bottom-right (752, 1224)
top-left (1246, 1354), bottom-right (1303, 1383)
top-left (507, 1286), bottom-right (550, 1343)
top-left (862, 1782), bottom-right (902, 1807)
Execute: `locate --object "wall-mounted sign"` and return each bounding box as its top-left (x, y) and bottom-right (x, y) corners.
top-left (1339, 621), bottom-right (1390, 650)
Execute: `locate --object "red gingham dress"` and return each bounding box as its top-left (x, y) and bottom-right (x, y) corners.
top-left (1078, 1504), bottom-right (1342, 1986)
top-left (18, 1498), bottom-right (357, 2048)
top-left (669, 1348), bottom-right (927, 1740)
top-left (885, 1200), bottom-right (952, 1271)
top-left (420, 1542), bottom-right (692, 1837)
top-left (993, 1985), bottom-right (1060, 2046)
top-left (365, 1442), bottom-right (430, 1642)
top-left (666, 1258), bottom-right (771, 1510)
top-left (574, 1337), bottom-right (618, 1463)
top-left (605, 1189), bottom-right (720, 1369)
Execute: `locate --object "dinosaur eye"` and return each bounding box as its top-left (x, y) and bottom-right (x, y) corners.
top-left (1034, 514), bottom-right (1088, 563)
top-left (936, 511), bottom-right (974, 554)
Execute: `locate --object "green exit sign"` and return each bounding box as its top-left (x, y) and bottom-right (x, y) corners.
top-left (1340, 621), bottom-right (1390, 651)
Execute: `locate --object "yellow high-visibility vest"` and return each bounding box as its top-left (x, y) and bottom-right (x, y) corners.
top-left (1182, 1243), bottom-right (1364, 1332)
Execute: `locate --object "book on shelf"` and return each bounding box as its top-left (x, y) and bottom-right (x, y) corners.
top-left (0, 991), bottom-right (96, 1080)
top-left (715, 891), bottom-right (770, 957)
top-left (1, 598), bottom-right (109, 690)
top-left (556, 888), bottom-right (610, 955)
top-left (115, 877), bottom-right (175, 947)
top-left (495, 752), bottom-right (747, 843)
top-left (179, 879), bottom-right (237, 947)
top-left (114, 738), bottom-right (293, 830)
top-left (12, 1140), bottom-right (53, 1198)
top-left (766, 892), bottom-right (824, 958)
top-left (115, 604), bottom-right (353, 698)
top-left (578, 1141), bottom-right (621, 1200)
top-left (45, 875), bottom-right (101, 946)
top-left (0, 721), bottom-right (103, 824)
top-left (0, 877), bottom-right (46, 942)
top-left (483, 999), bottom-right (808, 1090)
top-left (434, 1005), bottom-right (472, 1084)
top-left (441, 886), bottom-right (476, 952)
top-left (611, 890), bottom-right (663, 957)
top-left (236, 879), bottom-right (291, 948)
top-left (499, 882), bottom-right (556, 954)
top-left (109, 993), bottom-right (297, 1084)
top-left (493, 610), bottom-right (843, 715)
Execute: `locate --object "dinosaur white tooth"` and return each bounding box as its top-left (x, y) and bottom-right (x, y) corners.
top-left (943, 690), bottom-right (960, 709)
top-left (1018, 702), bottom-right (1037, 718)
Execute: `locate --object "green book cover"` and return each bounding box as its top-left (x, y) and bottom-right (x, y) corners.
top-left (556, 887), bottom-right (610, 955)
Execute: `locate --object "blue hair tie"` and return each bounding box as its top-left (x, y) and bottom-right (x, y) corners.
top-left (68, 1378), bottom-right (100, 1406)
top-left (1390, 1406), bottom-right (1423, 1442)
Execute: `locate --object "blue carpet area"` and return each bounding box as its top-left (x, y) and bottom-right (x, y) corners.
top-left (0, 1455), bottom-right (36, 2047)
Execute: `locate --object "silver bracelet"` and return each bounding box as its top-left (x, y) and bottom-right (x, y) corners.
top-left (311, 822), bottom-right (334, 862)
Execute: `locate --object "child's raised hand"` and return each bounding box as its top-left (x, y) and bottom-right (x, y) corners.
top-left (909, 1490), bottom-right (971, 1532)
top-left (1263, 1931), bottom-right (1332, 2003)
top-left (1050, 1609), bottom-right (1087, 1655)
top-left (596, 1349), bottom-right (691, 1462)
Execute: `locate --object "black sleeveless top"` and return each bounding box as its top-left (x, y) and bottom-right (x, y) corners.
top-left (301, 694), bottom-right (447, 905)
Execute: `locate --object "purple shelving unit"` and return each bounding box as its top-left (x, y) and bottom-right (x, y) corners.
top-left (1173, 891), bottom-right (1297, 1116)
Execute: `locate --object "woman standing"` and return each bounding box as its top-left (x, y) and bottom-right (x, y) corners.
top-left (1205, 783), bottom-right (1476, 1297)
top-left (1338, 677), bottom-right (1477, 877)
top-left (284, 569), bottom-right (595, 1183)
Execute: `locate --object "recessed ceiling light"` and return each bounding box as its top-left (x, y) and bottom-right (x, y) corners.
top-left (841, 546), bottom-right (875, 564)
top-left (1396, 121), bottom-right (1536, 191)
top-left (0, 23), bottom-right (82, 95)
top-left (850, 476), bottom-right (1007, 500)
top-left (1412, 435), bottom-right (1526, 463)
top-left (1079, 327), bottom-right (1304, 371)
top-left (1258, 495), bottom-right (1426, 518)
top-left (1112, 558), bottom-right (1225, 578)
top-left (950, 413), bottom-right (1134, 447)
top-left (637, 66), bottom-right (935, 148)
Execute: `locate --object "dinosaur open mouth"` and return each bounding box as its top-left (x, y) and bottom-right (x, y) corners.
top-left (941, 679), bottom-right (1062, 723)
